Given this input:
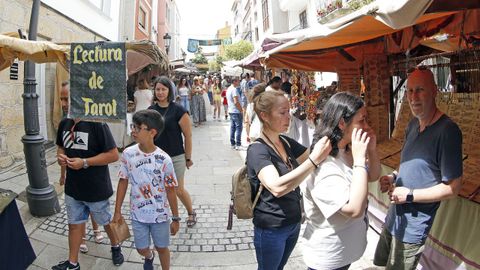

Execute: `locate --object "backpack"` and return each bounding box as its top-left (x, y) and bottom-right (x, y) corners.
top-left (226, 137), bottom-right (291, 230)
top-left (230, 165), bottom-right (263, 219)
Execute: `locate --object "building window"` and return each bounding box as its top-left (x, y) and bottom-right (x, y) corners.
top-left (166, 3), bottom-right (170, 25)
top-left (262, 0), bottom-right (269, 31)
top-left (89, 0), bottom-right (111, 16)
top-left (138, 7), bottom-right (147, 30)
top-left (299, 10), bottom-right (308, 29)
top-left (255, 27), bottom-right (259, 41)
top-left (235, 25), bottom-right (239, 36)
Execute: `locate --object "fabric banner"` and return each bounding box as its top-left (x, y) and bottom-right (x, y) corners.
top-left (198, 39), bottom-right (222, 46)
top-left (187, 39), bottom-right (199, 53)
top-left (187, 38), bottom-right (233, 52)
top-left (69, 42), bottom-right (126, 121)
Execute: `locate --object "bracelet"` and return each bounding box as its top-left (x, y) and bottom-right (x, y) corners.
top-left (308, 157), bottom-right (318, 169)
top-left (353, 164), bottom-right (368, 171)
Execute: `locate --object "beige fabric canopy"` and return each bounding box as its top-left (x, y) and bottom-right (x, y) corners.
top-left (262, 0), bottom-right (470, 70)
top-left (0, 34), bottom-right (169, 74)
top-left (0, 33), bottom-right (69, 71)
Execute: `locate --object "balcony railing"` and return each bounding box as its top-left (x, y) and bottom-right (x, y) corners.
top-left (316, 0), bottom-right (375, 24)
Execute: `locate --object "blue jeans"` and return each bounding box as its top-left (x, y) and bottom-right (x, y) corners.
top-left (254, 223), bottom-right (301, 270)
top-left (180, 96), bottom-right (189, 112)
top-left (229, 113), bottom-right (243, 146)
top-left (207, 91), bottom-right (214, 105)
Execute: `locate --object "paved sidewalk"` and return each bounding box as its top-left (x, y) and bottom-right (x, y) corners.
top-left (0, 116), bottom-right (382, 270)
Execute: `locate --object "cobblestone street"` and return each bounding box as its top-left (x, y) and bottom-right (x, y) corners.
top-left (1, 117), bottom-right (382, 269)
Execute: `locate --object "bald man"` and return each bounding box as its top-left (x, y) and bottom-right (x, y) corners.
top-left (373, 68), bottom-right (463, 269)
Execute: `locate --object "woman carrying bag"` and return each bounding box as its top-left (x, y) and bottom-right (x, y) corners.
top-left (246, 90), bottom-right (331, 270)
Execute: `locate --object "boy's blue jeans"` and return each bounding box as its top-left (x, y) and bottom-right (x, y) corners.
top-left (229, 113), bottom-right (243, 146)
top-left (254, 223), bottom-right (301, 270)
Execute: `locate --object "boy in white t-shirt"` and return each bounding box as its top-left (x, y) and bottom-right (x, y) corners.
top-left (114, 109), bottom-right (180, 270)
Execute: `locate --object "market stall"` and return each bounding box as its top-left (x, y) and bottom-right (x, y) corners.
top-left (261, 1), bottom-right (480, 268)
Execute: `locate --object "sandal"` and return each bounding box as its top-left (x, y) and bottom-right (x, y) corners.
top-left (80, 238), bottom-right (88, 253)
top-left (93, 229), bottom-right (105, 244)
top-left (186, 211), bottom-right (197, 228)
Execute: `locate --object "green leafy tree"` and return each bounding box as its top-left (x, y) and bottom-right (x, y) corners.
top-left (224, 40), bottom-right (253, 60)
top-left (208, 55), bottom-right (225, 72)
top-left (191, 47), bottom-right (208, 64)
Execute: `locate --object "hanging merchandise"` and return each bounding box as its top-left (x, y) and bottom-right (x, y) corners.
top-left (290, 70), bottom-right (336, 122)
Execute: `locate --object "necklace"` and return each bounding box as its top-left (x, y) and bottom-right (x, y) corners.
top-left (420, 108), bottom-right (438, 132)
top-left (262, 132), bottom-right (293, 170)
top-left (158, 102), bottom-right (170, 118)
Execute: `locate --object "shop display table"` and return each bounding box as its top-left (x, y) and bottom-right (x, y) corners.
top-left (0, 189), bottom-right (36, 270)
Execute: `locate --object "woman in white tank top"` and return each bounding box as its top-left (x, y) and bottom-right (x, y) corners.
top-left (134, 78), bottom-right (153, 112)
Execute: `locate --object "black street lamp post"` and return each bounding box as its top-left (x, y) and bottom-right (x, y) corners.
top-left (23, 0), bottom-right (60, 216)
top-left (163, 33), bottom-right (171, 55)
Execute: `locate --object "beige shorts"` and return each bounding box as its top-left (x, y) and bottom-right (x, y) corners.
top-left (171, 154), bottom-right (186, 180)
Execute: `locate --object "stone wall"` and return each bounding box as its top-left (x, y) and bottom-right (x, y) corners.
top-left (0, 0), bottom-right (105, 168)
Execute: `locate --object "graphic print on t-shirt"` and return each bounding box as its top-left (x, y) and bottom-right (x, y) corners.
top-left (62, 131), bottom-right (89, 150)
top-left (118, 145), bottom-right (178, 223)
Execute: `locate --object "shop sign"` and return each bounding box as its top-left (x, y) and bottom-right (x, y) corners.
top-left (69, 42), bottom-right (126, 121)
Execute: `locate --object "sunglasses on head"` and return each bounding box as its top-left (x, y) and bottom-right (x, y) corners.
top-left (407, 65), bottom-right (429, 74)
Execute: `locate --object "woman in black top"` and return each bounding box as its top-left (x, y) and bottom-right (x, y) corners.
top-left (149, 76), bottom-right (197, 227)
top-left (246, 90), bottom-right (331, 270)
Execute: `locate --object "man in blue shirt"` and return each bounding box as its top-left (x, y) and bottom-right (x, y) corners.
top-left (374, 68), bottom-right (463, 270)
top-left (227, 77), bottom-right (243, 150)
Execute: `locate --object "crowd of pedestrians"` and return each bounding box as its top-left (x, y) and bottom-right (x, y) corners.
top-left (53, 67), bottom-right (462, 270)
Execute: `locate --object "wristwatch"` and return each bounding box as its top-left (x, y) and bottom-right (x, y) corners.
top-left (171, 216), bottom-right (181, 222)
top-left (82, 159), bottom-right (89, 169)
top-left (406, 188), bottom-right (414, 203)
top-left (186, 158), bottom-right (191, 162)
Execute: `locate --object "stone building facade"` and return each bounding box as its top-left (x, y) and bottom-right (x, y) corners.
top-left (0, 0), bottom-right (106, 168)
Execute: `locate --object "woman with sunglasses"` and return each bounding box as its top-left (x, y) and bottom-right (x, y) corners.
top-left (246, 90), bottom-right (331, 270)
top-left (149, 76), bottom-right (197, 227)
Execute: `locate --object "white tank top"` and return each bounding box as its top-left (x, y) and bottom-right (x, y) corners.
top-left (134, 89), bottom-right (153, 112)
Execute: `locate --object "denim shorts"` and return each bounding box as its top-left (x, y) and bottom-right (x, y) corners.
top-left (64, 195), bottom-right (112, 225)
top-left (132, 220), bottom-right (170, 249)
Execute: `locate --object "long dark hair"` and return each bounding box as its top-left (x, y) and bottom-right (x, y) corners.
top-left (177, 76), bottom-right (187, 88)
top-left (311, 92), bottom-right (364, 157)
top-left (153, 76), bottom-right (175, 103)
top-left (214, 77), bottom-right (221, 91)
